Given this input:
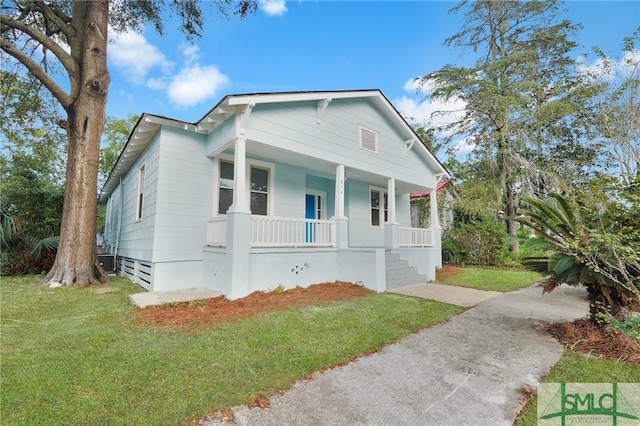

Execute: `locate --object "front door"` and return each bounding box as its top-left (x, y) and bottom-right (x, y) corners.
top-left (305, 192), bottom-right (325, 243)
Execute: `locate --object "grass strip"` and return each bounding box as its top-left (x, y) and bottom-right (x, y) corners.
top-left (1, 275), bottom-right (463, 425)
top-left (437, 266), bottom-right (545, 292)
top-left (514, 351), bottom-right (640, 425)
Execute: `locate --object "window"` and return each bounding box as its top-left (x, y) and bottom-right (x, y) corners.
top-left (216, 159), bottom-right (272, 216)
top-left (360, 126), bottom-right (378, 153)
top-left (370, 189), bottom-right (388, 227)
top-left (250, 167), bottom-right (269, 215)
top-left (218, 161), bottom-right (234, 214)
top-left (136, 165), bottom-right (145, 220)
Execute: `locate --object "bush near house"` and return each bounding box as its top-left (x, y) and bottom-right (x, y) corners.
top-left (0, 180), bottom-right (63, 275)
top-left (442, 208), bottom-right (512, 266)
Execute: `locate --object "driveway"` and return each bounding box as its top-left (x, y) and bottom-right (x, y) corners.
top-left (199, 284), bottom-right (589, 425)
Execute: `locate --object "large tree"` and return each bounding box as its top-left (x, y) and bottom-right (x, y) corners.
top-left (99, 114), bottom-right (139, 188)
top-left (418, 0), bottom-right (603, 249)
top-left (592, 30), bottom-right (640, 186)
top-left (1, 0), bottom-right (256, 287)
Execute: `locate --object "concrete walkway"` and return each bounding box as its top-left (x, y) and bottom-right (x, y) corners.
top-left (199, 283), bottom-right (589, 426)
top-left (390, 282), bottom-right (502, 307)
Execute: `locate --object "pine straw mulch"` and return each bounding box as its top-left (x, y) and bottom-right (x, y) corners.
top-left (137, 281), bottom-right (373, 329)
top-left (541, 319), bottom-right (640, 364)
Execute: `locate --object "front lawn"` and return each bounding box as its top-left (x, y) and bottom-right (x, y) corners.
top-left (0, 275), bottom-right (463, 425)
top-left (514, 351), bottom-right (640, 425)
top-left (436, 265), bottom-right (546, 292)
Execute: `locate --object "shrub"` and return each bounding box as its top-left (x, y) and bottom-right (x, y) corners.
top-left (443, 213), bottom-right (511, 266)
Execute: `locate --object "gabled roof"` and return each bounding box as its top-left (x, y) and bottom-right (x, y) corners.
top-left (410, 179), bottom-right (456, 200)
top-left (100, 89), bottom-right (450, 202)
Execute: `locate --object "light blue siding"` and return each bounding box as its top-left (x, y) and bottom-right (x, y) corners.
top-left (205, 117), bottom-right (235, 154)
top-left (347, 180), bottom-right (384, 247)
top-left (114, 133), bottom-right (160, 262)
top-left (273, 163), bottom-right (305, 217)
top-left (153, 127), bottom-right (212, 262)
top-left (396, 193), bottom-right (411, 226)
top-left (245, 99), bottom-right (438, 189)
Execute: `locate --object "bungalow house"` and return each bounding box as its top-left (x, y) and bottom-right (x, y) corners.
top-left (99, 90), bottom-right (449, 299)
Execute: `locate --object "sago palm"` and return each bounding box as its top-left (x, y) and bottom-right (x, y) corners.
top-left (516, 193), bottom-right (639, 323)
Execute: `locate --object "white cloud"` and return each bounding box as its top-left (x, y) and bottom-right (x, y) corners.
top-left (167, 64), bottom-right (229, 107)
top-left (395, 78), bottom-right (466, 134)
top-left (394, 78), bottom-right (475, 155)
top-left (109, 30), bottom-right (174, 84)
top-left (146, 77), bottom-right (168, 90)
top-left (576, 49), bottom-right (640, 82)
top-left (180, 43), bottom-right (201, 64)
top-left (259, 0), bottom-right (288, 16)
top-left (109, 30), bottom-right (230, 108)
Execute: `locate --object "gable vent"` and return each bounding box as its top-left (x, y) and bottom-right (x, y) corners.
top-left (360, 126), bottom-right (378, 153)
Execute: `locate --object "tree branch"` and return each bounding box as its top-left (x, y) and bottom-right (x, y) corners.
top-left (0, 14), bottom-right (78, 80)
top-left (0, 37), bottom-right (73, 110)
top-left (37, 1), bottom-right (73, 41)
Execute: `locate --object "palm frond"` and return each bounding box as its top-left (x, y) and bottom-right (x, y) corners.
top-left (30, 236), bottom-right (59, 260)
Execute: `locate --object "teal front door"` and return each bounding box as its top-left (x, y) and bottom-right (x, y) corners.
top-left (305, 194), bottom-right (315, 243)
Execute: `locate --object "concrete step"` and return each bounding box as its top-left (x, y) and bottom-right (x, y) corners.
top-left (129, 287), bottom-right (221, 308)
top-left (386, 274), bottom-right (429, 290)
top-left (385, 251), bottom-right (429, 290)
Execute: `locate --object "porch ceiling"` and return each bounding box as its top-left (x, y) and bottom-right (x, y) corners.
top-left (224, 140), bottom-right (429, 194)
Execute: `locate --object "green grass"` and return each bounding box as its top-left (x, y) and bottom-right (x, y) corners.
top-left (437, 266), bottom-right (545, 292)
top-left (1, 275), bottom-right (464, 425)
top-left (514, 351), bottom-right (640, 425)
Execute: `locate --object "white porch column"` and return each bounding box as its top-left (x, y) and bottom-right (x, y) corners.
top-left (229, 137), bottom-right (250, 213)
top-left (333, 164), bottom-right (348, 248)
top-left (384, 177), bottom-right (399, 249)
top-left (429, 188), bottom-right (441, 229)
top-left (429, 187), bottom-right (443, 268)
top-left (334, 164), bottom-right (346, 219)
top-left (387, 177), bottom-right (397, 224)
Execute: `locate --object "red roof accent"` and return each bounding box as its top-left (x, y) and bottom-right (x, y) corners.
top-left (410, 179), bottom-right (453, 200)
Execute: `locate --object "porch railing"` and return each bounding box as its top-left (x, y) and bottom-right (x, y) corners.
top-left (251, 216), bottom-right (335, 247)
top-left (206, 216), bottom-right (336, 248)
top-left (206, 217), bottom-right (227, 247)
top-left (399, 227), bottom-right (434, 247)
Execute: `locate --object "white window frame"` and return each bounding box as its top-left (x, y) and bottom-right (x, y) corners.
top-left (369, 186), bottom-right (388, 228)
top-left (359, 125), bottom-right (379, 153)
top-left (136, 164), bottom-right (145, 221)
top-left (216, 158), bottom-right (235, 215)
top-left (213, 154), bottom-right (275, 216)
top-left (249, 165), bottom-right (270, 216)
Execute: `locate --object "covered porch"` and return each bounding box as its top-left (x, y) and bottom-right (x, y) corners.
top-left (201, 107), bottom-right (444, 298)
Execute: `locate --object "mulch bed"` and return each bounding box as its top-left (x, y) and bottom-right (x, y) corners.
top-left (542, 319), bottom-right (640, 364)
top-left (137, 281), bottom-right (372, 329)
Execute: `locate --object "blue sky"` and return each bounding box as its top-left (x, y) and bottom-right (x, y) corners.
top-left (106, 0), bottom-right (640, 129)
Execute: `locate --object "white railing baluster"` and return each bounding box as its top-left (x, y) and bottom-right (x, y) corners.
top-left (398, 227), bottom-right (434, 247)
top-left (206, 217), bottom-right (228, 247)
top-left (249, 216), bottom-right (336, 248)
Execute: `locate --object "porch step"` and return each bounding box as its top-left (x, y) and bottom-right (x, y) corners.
top-left (385, 251), bottom-right (429, 290)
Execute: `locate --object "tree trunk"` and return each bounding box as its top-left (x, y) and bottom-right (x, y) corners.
top-left (505, 179), bottom-right (519, 252)
top-left (40, 1), bottom-right (110, 287)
